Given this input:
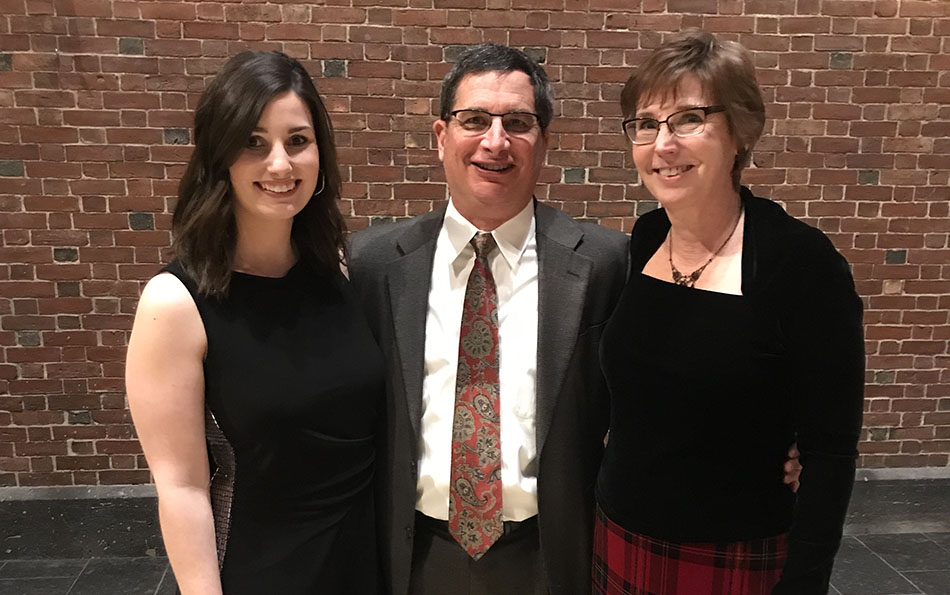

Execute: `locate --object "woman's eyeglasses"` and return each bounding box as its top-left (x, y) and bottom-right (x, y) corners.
top-left (622, 105), bottom-right (725, 145)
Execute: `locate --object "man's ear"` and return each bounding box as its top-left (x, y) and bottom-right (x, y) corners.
top-left (433, 118), bottom-right (447, 162)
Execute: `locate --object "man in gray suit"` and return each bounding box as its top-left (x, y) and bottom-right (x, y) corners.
top-left (349, 43), bottom-right (628, 594)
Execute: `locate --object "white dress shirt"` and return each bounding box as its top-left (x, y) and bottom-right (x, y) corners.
top-left (416, 198), bottom-right (539, 521)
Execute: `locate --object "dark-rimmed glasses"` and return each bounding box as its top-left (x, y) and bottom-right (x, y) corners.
top-left (448, 109), bottom-right (541, 136)
top-left (622, 106), bottom-right (725, 145)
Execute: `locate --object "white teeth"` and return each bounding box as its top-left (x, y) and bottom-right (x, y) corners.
top-left (477, 163), bottom-right (510, 172)
top-left (657, 166), bottom-right (692, 176)
top-left (260, 182), bottom-right (295, 193)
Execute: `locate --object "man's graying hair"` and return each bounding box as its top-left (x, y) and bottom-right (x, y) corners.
top-left (439, 43), bottom-right (554, 131)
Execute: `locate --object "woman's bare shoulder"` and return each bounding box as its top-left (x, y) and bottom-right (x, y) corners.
top-left (131, 272), bottom-right (205, 353)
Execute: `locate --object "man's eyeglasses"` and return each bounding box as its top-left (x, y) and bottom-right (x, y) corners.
top-left (448, 109), bottom-right (541, 136)
top-left (621, 105), bottom-right (725, 145)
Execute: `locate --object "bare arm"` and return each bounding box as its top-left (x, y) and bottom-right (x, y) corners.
top-left (126, 273), bottom-right (222, 595)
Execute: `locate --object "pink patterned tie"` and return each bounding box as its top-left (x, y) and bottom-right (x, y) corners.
top-left (448, 232), bottom-right (503, 560)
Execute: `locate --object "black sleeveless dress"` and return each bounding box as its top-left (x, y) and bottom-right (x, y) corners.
top-left (165, 261), bottom-right (384, 594)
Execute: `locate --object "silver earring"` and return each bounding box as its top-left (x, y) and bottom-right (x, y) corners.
top-left (313, 172), bottom-right (325, 196)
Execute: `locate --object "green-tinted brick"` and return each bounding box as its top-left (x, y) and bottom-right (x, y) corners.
top-left (885, 249), bottom-right (907, 265)
top-left (0, 160), bottom-right (24, 176)
top-left (858, 170), bottom-right (879, 185)
top-left (830, 52), bottom-right (852, 70)
top-left (16, 331), bottom-right (41, 347)
top-left (636, 201), bottom-right (659, 215)
top-left (0, 54), bottom-right (11, 71)
top-left (68, 410), bottom-right (93, 425)
top-left (119, 37), bottom-right (144, 55)
top-left (563, 168), bottom-right (586, 184)
top-left (129, 212), bottom-right (154, 230)
top-left (163, 128), bottom-right (190, 145)
top-left (443, 46), bottom-right (467, 64)
top-left (323, 59), bottom-right (346, 78)
top-left (57, 282), bottom-right (80, 297)
top-left (875, 370), bottom-right (896, 384)
top-left (54, 248), bottom-right (79, 262)
top-left (522, 47), bottom-right (546, 64)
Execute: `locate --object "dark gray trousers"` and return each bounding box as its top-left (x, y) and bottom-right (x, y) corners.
top-left (409, 512), bottom-right (547, 595)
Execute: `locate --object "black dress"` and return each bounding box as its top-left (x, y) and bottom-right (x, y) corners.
top-left (597, 188), bottom-right (865, 593)
top-left (165, 260), bottom-right (384, 594)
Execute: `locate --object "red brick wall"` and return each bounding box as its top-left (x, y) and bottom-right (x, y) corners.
top-left (0, 1), bottom-right (948, 487)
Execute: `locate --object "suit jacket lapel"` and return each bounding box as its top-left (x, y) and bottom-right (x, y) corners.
top-left (387, 207), bottom-right (444, 441)
top-left (534, 202), bottom-right (591, 458)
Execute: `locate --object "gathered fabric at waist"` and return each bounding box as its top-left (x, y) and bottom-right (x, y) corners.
top-left (229, 428), bottom-right (376, 523)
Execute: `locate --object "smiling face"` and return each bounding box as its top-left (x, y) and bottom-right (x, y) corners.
top-left (434, 70), bottom-right (548, 230)
top-left (632, 75), bottom-right (738, 210)
top-left (228, 91), bottom-right (319, 226)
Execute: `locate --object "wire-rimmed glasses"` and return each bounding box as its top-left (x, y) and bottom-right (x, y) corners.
top-left (621, 105), bottom-right (725, 145)
top-left (448, 109), bottom-right (541, 136)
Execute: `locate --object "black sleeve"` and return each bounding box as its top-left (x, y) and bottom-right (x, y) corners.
top-left (627, 208), bottom-right (670, 273)
top-left (772, 231), bottom-right (865, 594)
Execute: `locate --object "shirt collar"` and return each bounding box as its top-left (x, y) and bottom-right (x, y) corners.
top-left (443, 198), bottom-right (535, 269)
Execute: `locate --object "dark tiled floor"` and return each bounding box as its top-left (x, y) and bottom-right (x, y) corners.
top-left (0, 499), bottom-right (165, 559)
top-left (0, 480), bottom-right (948, 594)
top-left (831, 479), bottom-right (950, 595)
top-left (0, 559), bottom-right (175, 595)
top-left (830, 534), bottom-right (950, 595)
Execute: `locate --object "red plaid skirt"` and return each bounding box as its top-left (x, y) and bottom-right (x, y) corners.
top-left (592, 506), bottom-right (788, 595)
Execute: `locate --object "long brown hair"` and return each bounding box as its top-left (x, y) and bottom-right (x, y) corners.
top-left (172, 51), bottom-right (345, 296)
top-left (620, 30), bottom-right (765, 190)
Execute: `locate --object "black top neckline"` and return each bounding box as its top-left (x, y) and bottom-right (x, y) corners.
top-left (231, 260), bottom-right (303, 282)
top-left (636, 270), bottom-right (745, 299)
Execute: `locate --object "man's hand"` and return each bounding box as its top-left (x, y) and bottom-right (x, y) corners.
top-left (783, 444), bottom-right (802, 492)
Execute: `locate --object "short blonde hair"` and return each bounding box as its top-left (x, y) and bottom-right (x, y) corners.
top-left (620, 30), bottom-right (765, 190)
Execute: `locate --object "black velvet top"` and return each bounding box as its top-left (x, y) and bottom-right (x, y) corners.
top-left (596, 188), bottom-right (865, 594)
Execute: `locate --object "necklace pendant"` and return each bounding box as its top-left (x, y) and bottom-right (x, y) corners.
top-left (671, 266), bottom-right (700, 288)
top-left (667, 205), bottom-right (743, 290)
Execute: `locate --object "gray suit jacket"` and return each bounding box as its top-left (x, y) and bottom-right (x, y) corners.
top-left (348, 201), bottom-right (628, 595)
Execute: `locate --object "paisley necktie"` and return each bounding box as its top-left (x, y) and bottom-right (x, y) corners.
top-left (448, 232), bottom-right (503, 560)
